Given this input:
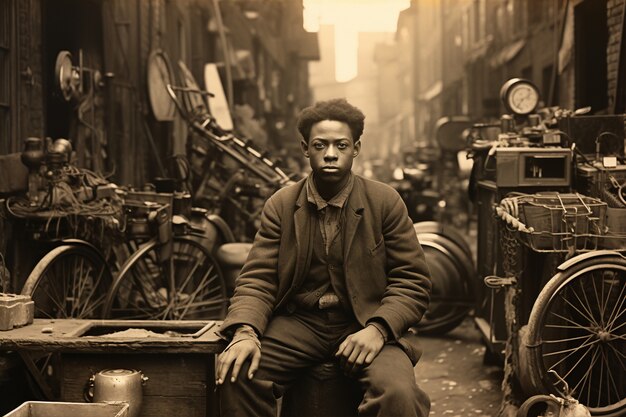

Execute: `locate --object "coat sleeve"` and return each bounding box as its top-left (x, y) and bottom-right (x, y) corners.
top-left (367, 189), bottom-right (432, 340)
top-left (220, 194), bottom-right (282, 337)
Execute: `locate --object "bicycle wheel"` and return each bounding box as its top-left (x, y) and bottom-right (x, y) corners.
top-left (524, 255), bottom-right (626, 416)
top-left (103, 235), bottom-right (227, 320)
top-left (21, 243), bottom-right (113, 319)
top-left (19, 243), bottom-right (112, 400)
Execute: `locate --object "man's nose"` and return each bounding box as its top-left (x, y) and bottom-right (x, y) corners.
top-left (324, 146), bottom-right (338, 160)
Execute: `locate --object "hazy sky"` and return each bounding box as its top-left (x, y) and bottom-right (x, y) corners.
top-left (303, 0), bottom-right (410, 81)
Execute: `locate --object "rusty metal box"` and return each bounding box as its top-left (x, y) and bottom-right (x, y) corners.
top-left (5, 401), bottom-right (129, 417)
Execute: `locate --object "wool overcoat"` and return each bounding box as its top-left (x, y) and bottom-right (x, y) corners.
top-left (221, 174), bottom-right (432, 363)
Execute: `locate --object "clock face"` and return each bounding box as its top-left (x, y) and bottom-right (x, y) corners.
top-left (500, 78), bottom-right (540, 115)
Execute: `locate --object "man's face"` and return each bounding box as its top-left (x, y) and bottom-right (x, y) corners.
top-left (301, 120), bottom-right (360, 189)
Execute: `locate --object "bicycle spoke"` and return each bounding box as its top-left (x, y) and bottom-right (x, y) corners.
top-left (570, 346), bottom-right (599, 400)
top-left (40, 280), bottom-right (69, 318)
top-left (543, 334), bottom-right (594, 344)
top-left (49, 260), bottom-right (67, 317)
top-left (559, 289), bottom-right (600, 329)
top-left (600, 346), bottom-right (621, 408)
top-left (176, 255), bottom-right (202, 293)
top-left (543, 335), bottom-right (597, 368)
top-left (545, 323), bottom-right (595, 331)
top-left (605, 285), bottom-right (626, 330)
top-left (79, 293), bottom-right (108, 318)
top-left (77, 264), bottom-right (106, 318)
top-left (74, 264), bottom-right (94, 317)
top-left (591, 272), bottom-right (605, 327)
top-left (171, 298), bottom-right (225, 310)
top-left (177, 264), bottom-right (216, 317)
top-left (608, 314), bottom-right (626, 334)
top-left (575, 277), bottom-right (602, 327)
top-left (549, 310), bottom-right (596, 331)
top-left (558, 340), bottom-right (595, 381)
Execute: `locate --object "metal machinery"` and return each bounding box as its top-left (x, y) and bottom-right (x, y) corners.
top-left (469, 78), bottom-right (625, 416)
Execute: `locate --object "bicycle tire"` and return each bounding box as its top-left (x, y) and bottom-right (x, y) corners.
top-left (413, 221), bottom-right (474, 259)
top-left (415, 225), bottom-right (475, 335)
top-left (103, 235), bottom-right (227, 320)
top-left (524, 255), bottom-right (626, 416)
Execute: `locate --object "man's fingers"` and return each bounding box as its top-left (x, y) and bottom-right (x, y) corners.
top-left (230, 354), bottom-right (248, 383)
top-left (364, 350), bottom-right (377, 365)
top-left (335, 337), bottom-right (350, 357)
top-left (335, 337), bottom-right (354, 358)
top-left (248, 350), bottom-right (261, 379)
top-left (216, 352), bottom-right (233, 384)
top-left (346, 346), bottom-right (361, 366)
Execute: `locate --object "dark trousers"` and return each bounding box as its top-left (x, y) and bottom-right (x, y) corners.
top-left (219, 308), bottom-right (430, 417)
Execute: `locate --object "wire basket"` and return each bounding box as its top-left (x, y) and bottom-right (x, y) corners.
top-left (602, 207), bottom-right (626, 250)
top-left (497, 193), bottom-right (607, 252)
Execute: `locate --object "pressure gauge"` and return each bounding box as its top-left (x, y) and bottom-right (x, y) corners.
top-left (500, 78), bottom-right (540, 116)
top-left (54, 51), bottom-right (77, 101)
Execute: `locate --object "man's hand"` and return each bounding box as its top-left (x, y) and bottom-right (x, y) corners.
top-left (335, 325), bottom-right (385, 376)
top-left (216, 330), bottom-right (261, 385)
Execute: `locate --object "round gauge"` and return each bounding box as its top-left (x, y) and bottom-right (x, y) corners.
top-left (54, 51), bottom-right (75, 101)
top-left (499, 78), bottom-right (540, 116)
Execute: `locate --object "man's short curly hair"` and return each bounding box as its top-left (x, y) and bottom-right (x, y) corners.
top-left (297, 98), bottom-right (365, 143)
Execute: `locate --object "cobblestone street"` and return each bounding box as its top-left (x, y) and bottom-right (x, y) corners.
top-left (416, 318), bottom-right (504, 417)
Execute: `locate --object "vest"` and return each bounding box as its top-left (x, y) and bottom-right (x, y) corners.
top-left (293, 213), bottom-right (349, 310)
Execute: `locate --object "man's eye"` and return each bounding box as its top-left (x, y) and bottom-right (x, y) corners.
top-left (313, 143), bottom-right (325, 150)
top-left (337, 143), bottom-right (348, 150)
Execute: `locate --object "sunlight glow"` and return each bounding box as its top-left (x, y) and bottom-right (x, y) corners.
top-left (303, 0), bottom-right (410, 82)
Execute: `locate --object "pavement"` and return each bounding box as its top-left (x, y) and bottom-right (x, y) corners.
top-left (415, 317), bottom-right (504, 417)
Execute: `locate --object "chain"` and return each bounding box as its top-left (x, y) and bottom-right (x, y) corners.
top-left (501, 224), bottom-right (522, 279)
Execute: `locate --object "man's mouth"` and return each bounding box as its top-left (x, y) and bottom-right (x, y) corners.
top-left (321, 166), bottom-right (339, 172)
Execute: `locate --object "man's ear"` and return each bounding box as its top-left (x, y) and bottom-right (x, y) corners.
top-left (300, 139), bottom-right (309, 158)
top-left (353, 140), bottom-right (361, 157)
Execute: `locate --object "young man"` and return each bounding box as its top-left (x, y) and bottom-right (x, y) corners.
top-left (216, 98), bottom-right (432, 417)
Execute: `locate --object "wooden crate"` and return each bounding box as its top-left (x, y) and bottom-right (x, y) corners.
top-left (60, 353), bottom-right (215, 417)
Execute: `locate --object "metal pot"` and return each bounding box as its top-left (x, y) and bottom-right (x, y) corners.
top-left (88, 369), bottom-right (148, 417)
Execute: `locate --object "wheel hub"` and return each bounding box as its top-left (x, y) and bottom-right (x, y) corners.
top-left (596, 330), bottom-right (611, 342)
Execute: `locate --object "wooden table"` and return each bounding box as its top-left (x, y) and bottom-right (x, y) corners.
top-left (0, 319), bottom-right (226, 417)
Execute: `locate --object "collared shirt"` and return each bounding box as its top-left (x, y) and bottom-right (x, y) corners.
top-left (306, 173), bottom-right (354, 255)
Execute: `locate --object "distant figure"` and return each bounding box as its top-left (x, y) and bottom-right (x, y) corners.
top-left (216, 98), bottom-right (432, 417)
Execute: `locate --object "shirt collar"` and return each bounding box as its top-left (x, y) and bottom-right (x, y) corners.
top-left (306, 172), bottom-right (354, 211)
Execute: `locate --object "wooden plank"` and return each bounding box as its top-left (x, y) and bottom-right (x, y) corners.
top-left (0, 319), bottom-right (226, 354)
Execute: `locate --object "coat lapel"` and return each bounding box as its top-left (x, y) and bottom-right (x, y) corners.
top-left (343, 178), bottom-right (364, 259)
top-left (293, 186), bottom-right (313, 287)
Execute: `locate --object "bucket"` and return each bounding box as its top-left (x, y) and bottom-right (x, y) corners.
top-left (86, 369), bottom-right (147, 417)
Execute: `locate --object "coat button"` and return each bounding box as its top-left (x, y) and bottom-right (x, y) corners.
top-left (329, 265), bottom-right (334, 270)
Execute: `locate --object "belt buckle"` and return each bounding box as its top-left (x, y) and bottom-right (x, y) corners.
top-left (318, 292), bottom-right (340, 310)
